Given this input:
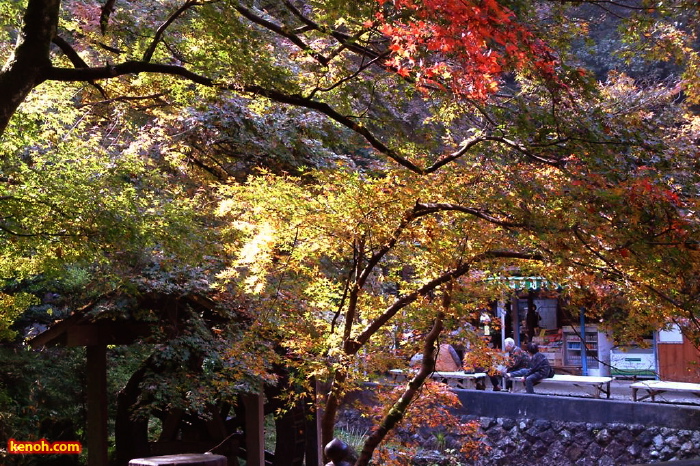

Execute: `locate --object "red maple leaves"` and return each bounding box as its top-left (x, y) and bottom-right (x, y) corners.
top-left (376, 0), bottom-right (557, 99)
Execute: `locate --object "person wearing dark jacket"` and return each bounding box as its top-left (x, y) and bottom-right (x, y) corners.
top-left (490, 338), bottom-right (530, 391)
top-left (506, 342), bottom-right (553, 394)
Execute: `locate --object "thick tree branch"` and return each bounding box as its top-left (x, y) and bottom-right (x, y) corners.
top-left (426, 135), bottom-right (564, 172)
top-left (52, 35), bottom-right (108, 98)
top-left (234, 4), bottom-right (329, 66)
top-left (100, 0), bottom-right (117, 34)
top-left (242, 85), bottom-right (424, 173)
top-left (345, 250), bottom-right (543, 353)
top-left (143, 0), bottom-right (204, 63)
top-left (240, 87), bottom-right (562, 174)
top-left (52, 36), bottom-right (90, 69)
top-left (43, 61), bottom-right (214, 86)
top-left (356, 307), bottom-right (446, 466)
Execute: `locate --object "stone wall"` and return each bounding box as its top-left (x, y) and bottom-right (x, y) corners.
top-left (459, 416), bottom-right (700, 466)
top-left (338, 387), bottom-right (700, 465)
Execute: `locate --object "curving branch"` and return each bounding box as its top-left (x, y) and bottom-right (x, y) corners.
top-left (100, 0), bottom-right (117, 34)
top-left (51, 35), bottom-right (108, 98)
top-left (36, 57), bottom-right (431, 175)
top-left (240, 86), bottom-right (564, 173)
top-left (234, 4), bottom-right (329, 66)
top-left (143, 0), bottom-right (205, 63)
top-left (344, 249), bottom-right (543, 354)
top-left (356, 304), bottom-right (447, 466)
top-left (414, 202), bottom-right (527, 227)
top-left (242, 84), bottom-right (425, 173)
top-left (426, 135), bottom-right (565, 172)
top-left (52, 36), bottom-right (90, 69)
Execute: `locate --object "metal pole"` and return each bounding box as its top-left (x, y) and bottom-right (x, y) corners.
top-left (512, 295), bottom-right (520, 347)
top-left (498, 301), bottom-right (506, 349)
top-left (580, 308), bottom-right (588, 376)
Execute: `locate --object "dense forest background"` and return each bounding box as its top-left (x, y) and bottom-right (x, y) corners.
top-left (1, 0), bottom-right (699, 465)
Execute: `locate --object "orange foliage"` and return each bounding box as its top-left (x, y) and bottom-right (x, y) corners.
top-left (376, 0), bottom-right (556, 98)
top-left (356, 380), bottom-right (486, 464)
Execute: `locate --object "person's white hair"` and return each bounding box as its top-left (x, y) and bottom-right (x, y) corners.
top-left (504, 337), bottom-right (515, 350)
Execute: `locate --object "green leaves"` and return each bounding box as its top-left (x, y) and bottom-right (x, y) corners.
top-left (0, 292), bottom-right (38, 341)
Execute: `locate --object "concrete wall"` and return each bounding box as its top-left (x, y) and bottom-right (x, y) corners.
top-left (454, 389), bottom-right (700, 430)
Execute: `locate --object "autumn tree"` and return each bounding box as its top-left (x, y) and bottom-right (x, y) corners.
top-left (218, 72), bottom-right (700, 462)
top-left (212, 2), bottom-right (700, 463)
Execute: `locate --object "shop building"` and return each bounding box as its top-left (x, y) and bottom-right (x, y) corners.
top-left (491, 277), bottom-right (699, 382)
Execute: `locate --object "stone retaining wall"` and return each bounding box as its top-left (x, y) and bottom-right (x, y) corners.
top-left (460, 416), bottom-right (700, 465)
top-left (338, 387), bottom-right (700, 465)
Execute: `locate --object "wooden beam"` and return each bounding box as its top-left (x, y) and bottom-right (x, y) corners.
top-left (87, 345), bottom-right (108, 466)
top-left (67, 322), bottom-right (151, 347)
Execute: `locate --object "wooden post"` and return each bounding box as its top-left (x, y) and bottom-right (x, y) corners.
top-left (305, 379), bottom-right (322, 466)
top-left (242, 392), bottom-right (264, 466)
top-left (87, 344), bottom-right (108, 466)
top-left (511, 295), bottom-right (520, 347)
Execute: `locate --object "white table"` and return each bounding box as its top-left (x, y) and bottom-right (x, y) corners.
top-left (511, 374), bottom-right (613, 398)
top-left (631, 380), bottom-right (700, 402)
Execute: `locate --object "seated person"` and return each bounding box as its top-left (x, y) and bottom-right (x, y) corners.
top-left (506, 342), bottom-right (553, 394)
top-left (434, 343), bottom-right (463, 372)
top-left (490, 337), bottom-right (530, 391)
top-left (411, 343), bottom-right (462, 372)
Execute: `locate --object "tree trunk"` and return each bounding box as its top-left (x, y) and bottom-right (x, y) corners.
top-left (320, 369), bottom-right (347, 452)
top-left (0, 0), bottom-right (60, 138)
top-left (354, 311), bottom-right (445, 466)
top-left (115, 366), bottom-right (150, 465)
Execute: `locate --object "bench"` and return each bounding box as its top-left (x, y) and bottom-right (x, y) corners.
top-left (430, 371), bottom-right (488, 390)
top-left (630, 380), bottom-right (700, 402)
top-left (511, 374), bottom-right (613, 398)
top-left (388, 369), bottom-right (487, 390)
